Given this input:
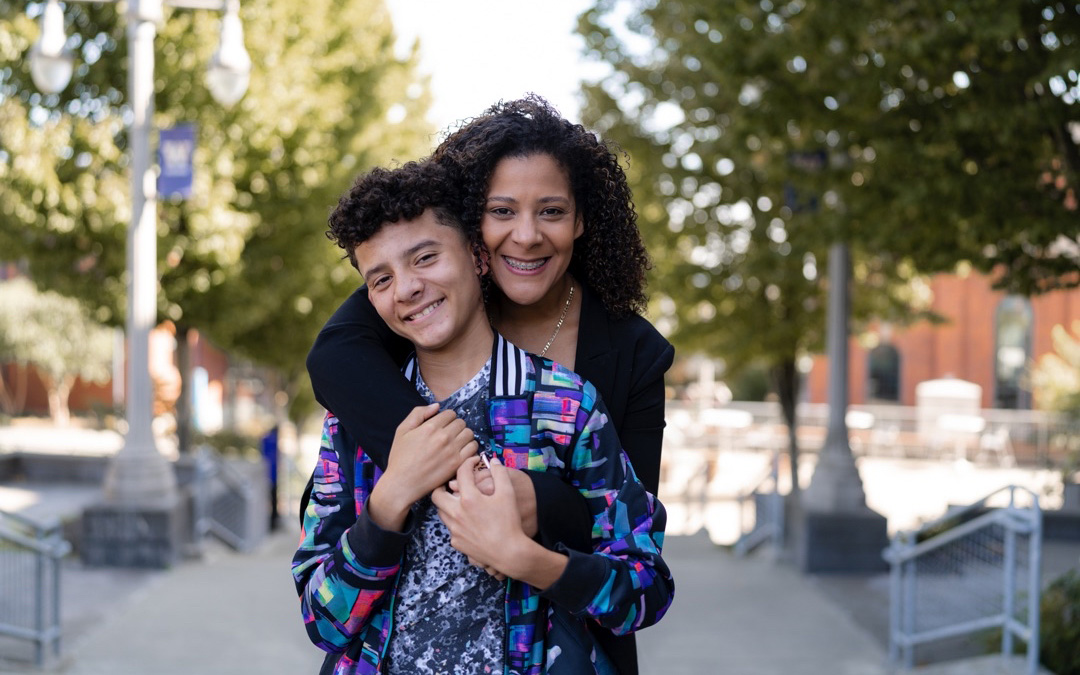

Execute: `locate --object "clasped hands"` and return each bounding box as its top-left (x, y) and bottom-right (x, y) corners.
top-left (367, 404), bottom-right (537, 581)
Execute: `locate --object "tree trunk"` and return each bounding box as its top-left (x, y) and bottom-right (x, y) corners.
top-left (771, 359), bottom-right (801, 514)
top-left (46, 375), bottom-right (74, 426)
top-left (176, 324), bottom-right (193, 454)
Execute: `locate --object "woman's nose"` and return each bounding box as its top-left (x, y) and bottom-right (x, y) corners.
top-left (510, 215), bottom-right (543, 245)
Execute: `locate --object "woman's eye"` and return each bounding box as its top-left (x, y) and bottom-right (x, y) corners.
top-left (541, 207), bottom-right (566, 217)
top-left (489, 207), bottom-right (513, 217)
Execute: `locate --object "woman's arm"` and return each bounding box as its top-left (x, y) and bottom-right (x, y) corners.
top-left (306, 287), bottom-right (419, 468)
top-left (291, 414), bottom-right (414, 653)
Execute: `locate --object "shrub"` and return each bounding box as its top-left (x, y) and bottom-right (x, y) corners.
top-left (1041, 569), bottom-right (1080, 675)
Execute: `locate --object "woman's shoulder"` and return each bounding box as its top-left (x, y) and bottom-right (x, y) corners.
top-left (581, 288), bottom-right (672, 360)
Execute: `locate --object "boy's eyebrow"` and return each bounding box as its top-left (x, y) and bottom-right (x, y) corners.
top-left (359, 238), bottom-right (443, 280)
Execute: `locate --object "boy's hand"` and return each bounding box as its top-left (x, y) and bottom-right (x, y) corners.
top-left (368, 404), bottom-right (477, 531)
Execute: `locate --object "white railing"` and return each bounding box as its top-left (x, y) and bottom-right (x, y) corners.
top-left (190, 446), bottom-right (269, 552)
top-left (733, 450), bottom-right (784, 557)
top-left (882, 485), bottom-right (1042, 673)
top-left (667, 400), bottom-right (1075, 466)
top-left (0, 510), bottom-right (70, 666)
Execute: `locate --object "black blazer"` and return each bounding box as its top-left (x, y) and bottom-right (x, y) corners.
top-left (304, 282), bottom-right (674, 674)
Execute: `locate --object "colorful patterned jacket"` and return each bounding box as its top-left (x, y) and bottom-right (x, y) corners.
top-left (292, 334), bottom-right (673, 674)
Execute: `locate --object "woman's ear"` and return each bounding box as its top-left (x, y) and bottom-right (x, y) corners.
top-left (574, 213), bottom-right (585, 240)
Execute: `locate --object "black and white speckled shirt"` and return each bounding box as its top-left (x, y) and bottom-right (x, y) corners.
top-left (386, 360), bottom-right (505, 675)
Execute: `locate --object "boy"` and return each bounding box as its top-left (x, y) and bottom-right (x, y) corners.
top-left (293, 161), bottom-right (672, 674)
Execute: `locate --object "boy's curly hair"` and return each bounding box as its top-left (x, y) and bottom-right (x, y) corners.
top-left (326, 161), bottom-right (475, 271)
top-left (431, 94), bottom-right (650, 318)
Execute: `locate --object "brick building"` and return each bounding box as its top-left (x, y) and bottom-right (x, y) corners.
top-left (806, 268), bottom-right (1080, 410)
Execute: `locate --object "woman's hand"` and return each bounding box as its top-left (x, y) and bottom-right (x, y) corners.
top-left (435, 457), bottom-right (570, 590)
top-left (432, 456), bottom-right (523, 573)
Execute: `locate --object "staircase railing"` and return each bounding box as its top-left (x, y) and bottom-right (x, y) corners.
top-left (191, 446), bottom-right (268, 552)
top-left (734, 450), bottom-right (784, 557)
top-left (883, 485), bottom-right (1042, 673)
top-left (0, 510), bottom-right (70, 666)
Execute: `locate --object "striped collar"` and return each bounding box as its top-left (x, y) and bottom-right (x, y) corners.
top-left (402, 333), bottom-right (531, 399)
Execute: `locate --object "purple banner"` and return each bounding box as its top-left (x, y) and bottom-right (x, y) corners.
top-left (158, 123), bottom-right (196, 200)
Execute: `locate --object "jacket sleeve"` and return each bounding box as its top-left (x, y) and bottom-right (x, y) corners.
top-left (306, 286), bottom-right (421, 469)
top-left (539, 386), bottom-right (674, 635)
top-left (292, 414), bottom-right (414, 653)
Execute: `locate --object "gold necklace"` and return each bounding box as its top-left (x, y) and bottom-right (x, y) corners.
top-left (539, 282), bottom-right (574, 357)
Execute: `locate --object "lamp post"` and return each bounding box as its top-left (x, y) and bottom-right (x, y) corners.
top-left (28, 0), bottom-right (250, 510)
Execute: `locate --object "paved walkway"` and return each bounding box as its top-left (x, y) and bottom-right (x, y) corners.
top-left (8, 517), bottom-right (1064, 675)
top-left (2, 521), bottom-right (892, 675)
top-left (1, 460), bottom-right (1075, 674)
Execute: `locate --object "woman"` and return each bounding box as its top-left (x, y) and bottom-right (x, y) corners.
top-left (306, 95), bottom-right (673, 674)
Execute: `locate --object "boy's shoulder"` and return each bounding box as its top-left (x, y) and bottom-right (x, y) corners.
top-left (526, 354), bottom-right (600, 410)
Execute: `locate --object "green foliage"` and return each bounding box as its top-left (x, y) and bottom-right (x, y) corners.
top-left (1041, 569), bottom-right (1080, 675)
top-left (580, 0), bottom-right (1078, 303)
top-left (1031, 320), bottom-right (1080, 416)
top-left (728, 362), bottom-right (771, 402)
top-left (0, 278), bottom-right (113, 420)
top-left (0, 0), bottom-right (434, 424)
top-left (578, 0), bottom-right (940, 382)
top-left (0, 278), bottom-right (112, 384)
top-left (1030, 320), bottom-right (1080, 479)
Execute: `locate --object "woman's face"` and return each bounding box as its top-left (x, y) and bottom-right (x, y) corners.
top-left (481, 153), bottom-right (584, 308)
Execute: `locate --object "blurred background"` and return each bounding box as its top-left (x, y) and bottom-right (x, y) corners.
top-left (0, 0), bottom-right (1078, 672)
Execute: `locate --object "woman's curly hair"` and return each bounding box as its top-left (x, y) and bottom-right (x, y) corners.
top-left (431, 94), bottom-right (650, 318)
top-left (326, 160), bottom-right (481, 272)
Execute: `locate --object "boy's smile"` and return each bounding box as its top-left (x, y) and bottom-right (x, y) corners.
top-left (355, 209), bottom-right (491, 361)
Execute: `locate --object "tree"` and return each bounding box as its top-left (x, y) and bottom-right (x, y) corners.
top-left (578, 0), bottom-right (932, 498)
top-left (579, 0), bottom-right (1078, 496)
top-left (0, 278), bottom-right (113, 424)
top-left (0, 0), bottom-right (433, 434)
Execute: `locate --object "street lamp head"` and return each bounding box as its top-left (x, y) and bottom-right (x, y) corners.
top-left (28, 0), bottom-right (74, 94)
top-left (205, 3), bottom-right (251, 107)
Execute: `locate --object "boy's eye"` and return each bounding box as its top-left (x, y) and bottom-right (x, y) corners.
top-left (371, 275), bottom-right (390, 288)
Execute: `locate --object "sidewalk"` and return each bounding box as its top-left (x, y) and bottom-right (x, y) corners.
top-left (1, 501), bottom-right (1072, 674)
top-left (5, 527), bottom-right (890, 675)
top-left (2, 516), bottom-right (894, 675)
top-left (636, 532), bottom-right (888, 675)
top-left (1, 476), bottom-right (1074, 674)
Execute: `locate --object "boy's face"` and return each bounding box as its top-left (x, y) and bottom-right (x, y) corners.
top-left (355, 209), bottom-right (488, 355)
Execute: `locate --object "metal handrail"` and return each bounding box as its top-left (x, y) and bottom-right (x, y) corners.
top-left (191, 445), bottom-right (265, 552)
top-left (884, 485), bottom-right (1042, 674)
top-left (734, 450), bottom-right (784, 557)
top-left (0, 509), bottom-right (70, 666)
